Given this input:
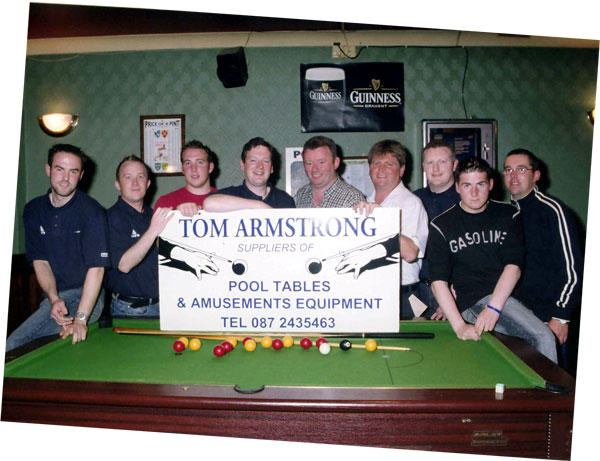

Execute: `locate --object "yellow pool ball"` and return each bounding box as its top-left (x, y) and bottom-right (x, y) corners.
top-left (226, 337), bottom-right (238, 348)
top-left (189, 338), bottom-right (202, 351)
top-left (282, 336), bottom-right (294, 348)
top-left (244, 339), bottom-right (257, 352)
top-left (177, 337), bottom-right (189, 349)
top-left (261, 336), bottom-right (273, 348)
top-left (365, 339), bottom-right (378, 352)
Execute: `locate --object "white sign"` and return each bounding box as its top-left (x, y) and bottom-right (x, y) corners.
top-left (158, 208), bottom-right (400, 333)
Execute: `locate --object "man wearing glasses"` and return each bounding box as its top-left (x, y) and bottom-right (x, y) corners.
top-left (503, 149), bottom-right (583, 372)
top-left (427, 157), bottom-right (557, 362)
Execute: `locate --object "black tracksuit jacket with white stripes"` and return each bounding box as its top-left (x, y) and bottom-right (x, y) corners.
top-left (512, 188), bottom-right (583, 322)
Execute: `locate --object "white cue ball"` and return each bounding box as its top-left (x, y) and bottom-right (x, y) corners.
top-left (319, 343), bottom-right (331, 355)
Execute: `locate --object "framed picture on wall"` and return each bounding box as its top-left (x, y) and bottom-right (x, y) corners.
top-left (140, 114), bottom-right (185, 175)
top-left (285, 148), bottom-right (373, 198)
top-left (341, 156), bottom-right (374, 198)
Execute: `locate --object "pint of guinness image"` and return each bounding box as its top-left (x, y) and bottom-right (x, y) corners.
top-left (301, 66), bottom-right (346, 132)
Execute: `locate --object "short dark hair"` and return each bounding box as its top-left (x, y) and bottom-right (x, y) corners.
top-left (302, 136), bottom-right (338, 158)
top-left (455, 157), bottom-right (492, 182)
top-left (367, 139), bottom-right (407, 167)
top-left (180, 140), bottom-right (216, 164)
top-left (423, 140), bottom-right (456, 161)
top-left (505, 148), bottom-right (540, 172)
top-left (241, 137), bottom-right (273, 162)
top-left (47, 143), bottom-right (87, 169)
top-left (115, 155), bottom-right (150, 180)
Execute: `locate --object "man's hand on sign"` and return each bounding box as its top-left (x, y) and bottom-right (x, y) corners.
top-left (176, 202), bottom-right (201, 217)
top-left (353, 201), bottom-right (380, 217)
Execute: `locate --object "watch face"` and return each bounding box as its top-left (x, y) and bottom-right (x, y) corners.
top-left (76, 312), bottom-right (87, 320)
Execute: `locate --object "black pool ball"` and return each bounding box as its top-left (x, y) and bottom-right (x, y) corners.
top-left (339, 339), bottom-right (352, 351)
top-left (232, 262), bottom-right (246, 275)
top-left (308, 261), bottom-right (322, 274)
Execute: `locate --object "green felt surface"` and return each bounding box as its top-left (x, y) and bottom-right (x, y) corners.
top-left (4, 319), bottom-right (545, 390)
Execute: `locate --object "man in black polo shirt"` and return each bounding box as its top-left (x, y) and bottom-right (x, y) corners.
top-left (105, 155), bottom-right (174, 317)
top-left (203, 137), bottom-right (295, 211)
top-left (6, 144), bottom-right (110, 351)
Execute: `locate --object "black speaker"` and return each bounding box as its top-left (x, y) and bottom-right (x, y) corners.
top-left (216, 47), bottom-right (248, 88)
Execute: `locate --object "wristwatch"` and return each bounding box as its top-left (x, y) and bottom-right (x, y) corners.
top-left (75, 311), bottom-right (88, 322)
top-left (552, 317), bottom-right (569, 325)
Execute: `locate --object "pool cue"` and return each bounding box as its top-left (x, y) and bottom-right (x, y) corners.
top-left (113, 327), bottom-right (433, 340)
top-left (321, 233), bottom-right (399, 262)
top-left (160, 237), bottom-right (232, 264)
top-left (294, 340), bottom-right (411, 352)
top-left (342, 332), bottom-right (433, 339)
top-left (113, 327), bottom-right (241, 341)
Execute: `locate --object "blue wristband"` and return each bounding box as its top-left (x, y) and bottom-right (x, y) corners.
top-left (486, 304), bottom-right (502, 315)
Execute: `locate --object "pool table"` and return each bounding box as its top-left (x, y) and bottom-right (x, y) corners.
top-left (2, 319), bottom-right (575, 459)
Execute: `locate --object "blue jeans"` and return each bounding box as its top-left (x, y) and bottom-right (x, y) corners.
top-left (110, 295), bottom-right (159, 317)
top-left (461, 295), bottom-right (558, 363)
top-left (5, 287), bottom-right (105, 352)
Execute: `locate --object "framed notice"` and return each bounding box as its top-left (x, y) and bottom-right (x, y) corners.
top-left (140, 115), bottom-right (185, 175)
top-left (340, 157), bottom-right (374, 199)
top-left (284, 146), bottom-right (307, 197)
top-left (285, 148), bottom-right (373, 198)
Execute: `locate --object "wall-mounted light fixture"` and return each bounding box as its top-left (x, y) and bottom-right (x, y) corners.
top-left (587, 108), bottom-right (595, 125)
top-left (38, 113), bottom-right (79, 136)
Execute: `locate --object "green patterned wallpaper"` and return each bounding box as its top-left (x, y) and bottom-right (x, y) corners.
top-left (14, 45), bottom-right (597, 253)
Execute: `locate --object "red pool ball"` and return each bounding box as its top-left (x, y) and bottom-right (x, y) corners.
top-left (213, 345), bottom-right (226, 357)
top-left (222, 341), bottom-right (234, 353)
top-left (300, 338), bottom-right (312, 349)
top-left (316, 338), bottom-right (327, 348)
top-left (272, 338), bottom-right (284, 350)
top-left (173, 340), bottom-right (185, 353)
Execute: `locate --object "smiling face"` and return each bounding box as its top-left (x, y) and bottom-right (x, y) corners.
top-left (242, 145), bottom-right (273, 191)
top-left (422, 146), bottom-right (457, 193)
top-left (182, 147), bottom-right (214, 193)
top-left (456, 171), bottom-right (493, 213)
top-left (503, 153), bottom-right (540, 200)
top-left (115, 160), bottom-right (150, 207)
top-left (302, 146), bottom-right (340, 191)
top-left (45, 152), bottom-right (83, 201)
top-left (369, 153), bottom-right (404, 192)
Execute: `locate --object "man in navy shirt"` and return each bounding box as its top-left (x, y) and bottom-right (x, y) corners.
top-left (105, 156), bottom-right (174, 317)
top-left (6, 144), bottom-right (110, 351)
top-left (414, 140), bottom-right (460, 319)
top-left (203, 137), bottom-right (295, 211)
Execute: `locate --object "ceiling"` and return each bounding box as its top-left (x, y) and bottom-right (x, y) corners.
top-left (27, 3), bottom-right (414, 40)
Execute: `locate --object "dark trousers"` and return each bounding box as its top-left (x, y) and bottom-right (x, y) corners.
top-left (401, 282), bottom-right (420, 319)
top-left (416, 282), bottom-right (440, 319)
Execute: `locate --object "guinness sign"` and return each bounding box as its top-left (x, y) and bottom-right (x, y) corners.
top-left (301, 62), bottom-right (404, 132)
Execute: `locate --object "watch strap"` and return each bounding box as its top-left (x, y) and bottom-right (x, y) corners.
top-left (76, 311), bottom-right (88, 321)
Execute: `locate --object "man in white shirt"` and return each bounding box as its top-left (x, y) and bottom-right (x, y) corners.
top-left (336, 140), bottom-right (429, 319)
